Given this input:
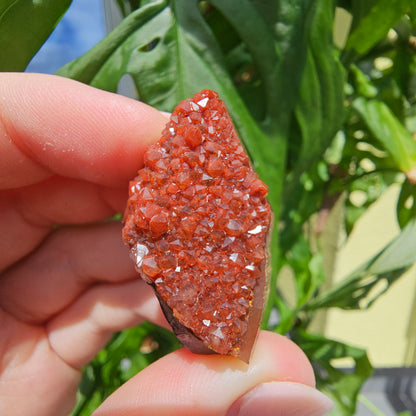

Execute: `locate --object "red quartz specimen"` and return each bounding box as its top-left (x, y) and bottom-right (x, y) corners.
top-left (122, 89), bottom-right (272, 362)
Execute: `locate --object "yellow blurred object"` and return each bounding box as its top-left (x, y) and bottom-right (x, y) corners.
top-left (322, 185), bottom-right (416, 367)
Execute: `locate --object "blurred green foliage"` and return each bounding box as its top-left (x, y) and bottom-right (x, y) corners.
top-left (2, 0), bottom-right (416, 414)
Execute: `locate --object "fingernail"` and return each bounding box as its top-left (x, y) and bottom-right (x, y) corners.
top-left (226, 381), bottom-right (334, 416)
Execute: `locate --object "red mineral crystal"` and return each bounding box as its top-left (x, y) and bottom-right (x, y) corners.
top-left (122, 89), bottom-right (271, 362)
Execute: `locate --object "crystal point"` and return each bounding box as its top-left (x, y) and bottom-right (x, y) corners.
top-left (122, 89), bottom-right (272, 362)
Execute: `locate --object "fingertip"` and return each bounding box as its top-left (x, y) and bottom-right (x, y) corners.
top-left (227, 382), bottom-right (334, 416)
top-left (0, 73), bottom-right (168, 187)
top-left (93, 330), bottom-right (316, 416)
top-left (253, 331), bottom-right (316, 387)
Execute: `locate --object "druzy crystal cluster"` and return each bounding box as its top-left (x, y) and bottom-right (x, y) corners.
top-left (123, 89), bottom-right (271, 361)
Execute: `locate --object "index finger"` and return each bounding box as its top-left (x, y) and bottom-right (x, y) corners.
top-left (0, 73), bottom-right (167, 271)
top-left (0, 72), bottom-right (167, 189)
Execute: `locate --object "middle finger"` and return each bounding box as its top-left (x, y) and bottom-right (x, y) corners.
top-left (0, 221), bottom-right (138, 323)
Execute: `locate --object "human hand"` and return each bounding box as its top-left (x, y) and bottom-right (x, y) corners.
top-left (0, 73), bottom-right (333, 416)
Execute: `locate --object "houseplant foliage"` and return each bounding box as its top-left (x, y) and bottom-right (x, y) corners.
top-left (2, 0), bottom-right (416, 414)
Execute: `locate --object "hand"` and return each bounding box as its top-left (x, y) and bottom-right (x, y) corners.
top-left (0, 73), bottom-right (333, 416)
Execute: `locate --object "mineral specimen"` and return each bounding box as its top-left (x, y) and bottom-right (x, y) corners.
top-left (122, 89), bottom-right (271, 362)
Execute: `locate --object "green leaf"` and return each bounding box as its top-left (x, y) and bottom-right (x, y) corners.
top-left (370, 217), bottom-right (416, 274)
top-left (307, 218), bottom-right (416, 310)
top-left (115, 0), bottom-right (141, 17)
top-left (344, 0), bottom-right (409, 57)
top-left (397, 178), bottom-right (416, 229)
top-left (212, 0), bottom-right (316, 129)
top-left (286, 235), bottom-right (327, 308)
top-left (353, 97), bottom-right (416, 174)
top-left (349, 64), bottom-right (378, 98)
top-left (56, 0), bottom-right (168, 86)
top-left (294, 330), bottom-right (373, 416)
top-left (70, 322), bottom-right (180, 416)
top-left (279, 0), bottom-right (345, 250)
top-left (292, 0), bottom-right (345, 167)
top-left (343, 169), bottom-right (396, 235)
top-left (0, 0), bottom-right (72, 71)
top-left (208, 1), bottom-right (279, 120)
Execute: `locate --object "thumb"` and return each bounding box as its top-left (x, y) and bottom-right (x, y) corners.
top-left (93, 331), bottom-right (333, 416)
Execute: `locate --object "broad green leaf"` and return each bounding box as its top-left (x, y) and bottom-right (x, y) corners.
top-left (212, 0), bottom-right (316, 129)
top-left (353, 97), bottom-right (416, 174)
top-left (0, 0), bottom-right (72, 71)
top-left (294, 330), bottom-right (373, 416)
top-left (208, 0), bottom-right (278, 121)
top-left (279, 0), bottom-right (345, 250)
top-left (56, 0), bottom-right (167, 86)
top-left (249, 0), bottom-right (279, 31)
top-left (307, 218), bottom-right (416, 310)
top-left (344, 0), bottom-right (409, 57)
top-left (293, 0), bottom-right (345, 165)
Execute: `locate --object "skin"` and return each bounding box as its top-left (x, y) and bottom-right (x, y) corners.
top-left (0, 73), bottom-right (333, 416)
